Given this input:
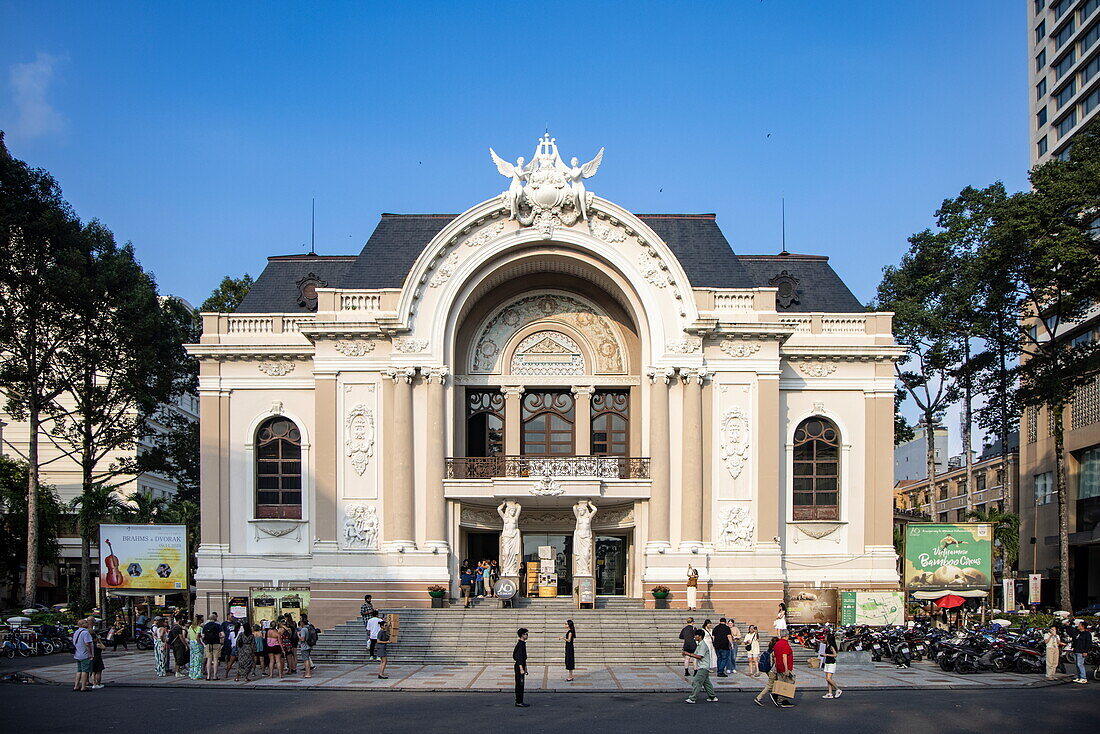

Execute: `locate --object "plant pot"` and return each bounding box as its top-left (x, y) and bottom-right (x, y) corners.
top-left (431, 596), bottom-right (446, 608)
top-left (652, 591), bottom-right (669, 599)
top-left (655, 597), bottom-right (669, 609)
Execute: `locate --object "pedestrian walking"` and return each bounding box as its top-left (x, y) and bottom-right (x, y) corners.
top-left (108, 618), bottom-right (128, 651)
top-left (71, 618), bottom-right (94, 692)
top-left (153, 618), bottom-right (170, 677)
top-left (221, 615), bottom-right (238, 677)
top-left (679, 617), bottom-right (697, 677)
top-left (366, 612), bottom-right (383, 660)
top-left (754, 633), bottom-right (795, 708)
top-left (683, 629), bottom-right (718, 703)
top-left (201, 612), bottom-right (224, 680)
top-left (685, 565), bottom-right (699, 610)
top-left (360, 594), bottom-right (376, 634)
top-left (90, 623), bottom-right (106, 689)
top-left (560, 620), bottom-right (577, 681)
top-left (821, 627), bottom-right (842, 699)
top-left (713, 618), bottom-right (733, 676)
top-left (1070, 620), bottom-right (1092, 684)
top-left (513, 627), bottom-right (530, 707)
top-left (744, 625), bottom-right (761, 677)
top-left (169, 616), bottom-right (188, 677)
top-left (1043, 625), bottom-right (1063, 680)
top-left (460, 567), bottom-right (475, 608)
top-left (187, 616), bottom-right (205, 680)
top-left (774, 603), bottom-right (788, 635)
top-left (284, 618), bottom-right (299, 674)
top-left (298, 615), bottom-right (317, 679)
top-left (376, 619), bottom-right (391, 679)
top-left (728, 619), bottom-right (742, 673)
top-left (235, 623), bottom-right (257, 682)
top-left (265, 623), bottom-right (284, 679)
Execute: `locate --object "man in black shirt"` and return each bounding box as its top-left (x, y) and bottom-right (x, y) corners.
top-left (1070, 620), bottom-right (1093, 683)
top-left (513, 628), bottom-right (530, 707)
top-left (712, 618), bottom-right (733, 676)
top-left (679, 618), bottom-right (697, 677)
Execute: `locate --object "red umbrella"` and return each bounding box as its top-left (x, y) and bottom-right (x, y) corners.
top-left (936, 594), bottom-right (966, 609)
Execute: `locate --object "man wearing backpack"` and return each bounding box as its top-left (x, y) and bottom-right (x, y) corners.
top-left (201, 612), bottom-right (225, 681)
top-left (754, 633), bottom-right (795, 708)
top-left (298, 614), bottom-right (318, 679)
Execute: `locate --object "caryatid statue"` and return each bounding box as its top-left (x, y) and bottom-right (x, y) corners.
top-left (498, 499), bottom-right (522, 577)
top-left (572, 499), bottom-right (598, 577)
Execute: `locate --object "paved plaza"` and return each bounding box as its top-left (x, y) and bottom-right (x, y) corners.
top-left (17, 649), bottom-right (1070, 692)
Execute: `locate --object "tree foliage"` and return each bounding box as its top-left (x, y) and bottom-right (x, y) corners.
top-left (0, 455), bottom-right (64, 605)
top-left (200, 273), bottom-right (254, 312)
top-left (966, 506), bottom-right (1021, 569)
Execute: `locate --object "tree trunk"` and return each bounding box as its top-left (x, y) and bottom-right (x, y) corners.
top-left (925, 411), bottom-right (938, 513)
top-left (1052, 403), bottom-right (1072, 613)
top-left (80, 533), bottom-right (91, 604)
top-left (963, 340), bottom-right (974, 515)
top-left (80, 369), bottom-right (95, 602)
top-left (23, 403), bottom-right (40, 606)
top-left (997, 339), bottom-right (1013, 515)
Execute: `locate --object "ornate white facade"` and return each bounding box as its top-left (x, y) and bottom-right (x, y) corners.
top-left (189, 135), bottom-right (903, 627)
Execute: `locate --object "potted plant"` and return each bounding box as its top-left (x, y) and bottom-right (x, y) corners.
top-left (428, 585), bottom-right (448, 608)
top-left (651, 585), bottom-right (670, 608)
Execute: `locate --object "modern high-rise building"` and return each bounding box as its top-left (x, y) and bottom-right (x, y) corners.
top-left (1028, 0), bottom-right (1100, 165)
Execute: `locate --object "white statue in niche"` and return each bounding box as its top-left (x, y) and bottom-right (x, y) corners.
top-left (718, 506), bottom-right (754, 549)
top-left (498, 500), bottom-right (522, 577)
top-left (489, 149), bottom-right (531, 220)
top-left (343, 503), bottom-right (379, 549)
top-left (572, 499), bottom-right (598, 576)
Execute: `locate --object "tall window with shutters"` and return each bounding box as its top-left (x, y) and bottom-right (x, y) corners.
top-left (792, 417), bottom-right (840, 520)
top-left (255, 417), bottom-right (303, 519)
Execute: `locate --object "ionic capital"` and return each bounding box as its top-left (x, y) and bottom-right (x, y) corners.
top-left (646, 367), bottom-right (677, 385)
top-left (570, 385), bottom-right (596, 398)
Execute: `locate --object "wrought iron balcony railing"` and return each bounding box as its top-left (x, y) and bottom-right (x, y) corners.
top-left (445, 456), bottom-right (650, 480)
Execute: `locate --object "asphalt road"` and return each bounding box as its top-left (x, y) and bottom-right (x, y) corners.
top-left (0, 683), bottom-right (1097, 734)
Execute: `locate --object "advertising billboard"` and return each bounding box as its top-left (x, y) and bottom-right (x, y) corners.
top-left (839, 591), bottom-right (906, 626)
top-left (98, 524), bottom-right (187, 591)
top-left (786, 588), bottom-right (838, 625)
top-left (903, 523), bottom-right (993, 592)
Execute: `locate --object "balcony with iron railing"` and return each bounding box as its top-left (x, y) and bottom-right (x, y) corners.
top-left (445, 455), bottom-right (650, 480)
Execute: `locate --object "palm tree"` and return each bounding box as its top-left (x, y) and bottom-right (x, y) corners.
top-left (966, 506), bottom-right (1020, 570)
top-left (163, 498), bottom-right (200, 591)
top-left (125, 490), bottom-right (167, 523)
top-left (70, 483), bottom-right (128, 603)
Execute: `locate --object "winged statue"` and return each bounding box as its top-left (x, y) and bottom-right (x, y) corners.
top-left (489, 148), bottom-right (531, 220)
top-left (562, 147), bottom-right (604, 221)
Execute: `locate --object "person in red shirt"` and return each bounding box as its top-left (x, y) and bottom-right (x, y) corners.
top-left (754, 632), bottom-right (796, 708)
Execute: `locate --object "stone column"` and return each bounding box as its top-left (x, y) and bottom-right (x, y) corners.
top-left (501, 386), bottom-right (525, 456)
top-left (424, 366), bottom-right (449, 552)
top-left (646, 368), bottom-right (674, 552)
top-left (756, 375), bottom-right (781, 544)
top-left (385, 367), bottom-right (417, 551)
top-left (679, 367), bottom-right (706, 552)
top-left (572, 386), bottom-right (595, 455)
top-left (198, 388), bottom-right (222, 546)
top-left (314, 374), bottom-right (338, 542)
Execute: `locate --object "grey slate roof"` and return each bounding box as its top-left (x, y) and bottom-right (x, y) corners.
top-left (234, 214), bottom-right (864, 314)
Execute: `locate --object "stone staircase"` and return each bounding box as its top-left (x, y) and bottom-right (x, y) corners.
top-left (310, 597), bottom-right (759, 666)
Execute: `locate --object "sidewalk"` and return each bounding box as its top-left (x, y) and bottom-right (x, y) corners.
top-left (21, 651), bottom-right (1068, 692)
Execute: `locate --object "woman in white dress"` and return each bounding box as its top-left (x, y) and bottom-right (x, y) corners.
top-left (745, 624), bottom-right (761, 677)
top-left (685, 565), bottom-right (700, 611)
top-left (774, 603), bottom-right (788, 635)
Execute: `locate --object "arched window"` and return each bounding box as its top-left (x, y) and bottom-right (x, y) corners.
top-left (466, 389), bottom-right (504, 457)
top-left (522, 390), bottom-right (575, 455)
top-left (792, 417), bottom-right (840, 520)
top-left (591, 390), bottom-right (629, 456)
top-left (255, 417), bottom-right (302, 519)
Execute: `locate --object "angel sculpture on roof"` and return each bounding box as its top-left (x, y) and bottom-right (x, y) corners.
top-left (563, 149), bottom-right (603, 221)
top-left (489, 149), bottom-right (532, 220)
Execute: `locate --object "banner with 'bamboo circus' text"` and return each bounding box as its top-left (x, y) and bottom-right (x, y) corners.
top-left (903, 523), bottom-right (993, 591)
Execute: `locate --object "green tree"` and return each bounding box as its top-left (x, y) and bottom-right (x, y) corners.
top-left (988, 125), bottom-right (1100, 612)
top-left (966, 506), bottom-right (1021, 571)
top-left (163, 497), bottom-right (199, 590)
top-left (0, 455), bottom-right (64, 605)
top-left (138, 412), bottom-right (200, 504)
top-left (200, 274), bottom-right (254, 312)
top-left (0, 132), bottom-right (85, 604)
top-left (124, 490), bottom-right (167, 524)
top-left (894, 388), bottom-right (916, 446)
top-left (69, 484), bottom-right (129, 608)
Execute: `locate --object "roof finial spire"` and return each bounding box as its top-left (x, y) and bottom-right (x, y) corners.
top-left (779, 197), bottom-right (788, 256)
top-left (310, 197), bottom-right (316, 255)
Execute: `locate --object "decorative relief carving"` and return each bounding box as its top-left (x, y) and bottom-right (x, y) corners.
top-left (720, 407), bottom-right (750, 479)
top-left (344, 404), bottom-right (375, 476)
top-left (334, 339), bottom-right (375, 357)
top-left (460, 507), bottom-right (500, 526)
top-left (428, 252), bottom-right (460, 287)
top-left (769, 270), bottom-right (801, 308)
top-left (718, 506), bottom-right (755, 549)
top-left (393, 338), bottom-right (428, 354)
top-left (590, 220), bottom-right (626, 244)
top-left (258, 361), bottom-right (295, 376)
top-left (720, 340), bottom-right (761, 358)
top-left (459, 506), bottom-right (636, 528)
top-left (510, 331), bottom-right (585, 376)
top-left (270, 400), bottom-right (284, 415)
top-left (638, 250), bottom-right (671, 288)
top-left (343, 503), bottom-right (379, 549)
top-left (253, 522), bottom-right (302, 542)
top-left (472, 293), bottom-right (623, 374)
top-left (799, 363), bottom-right (837, 378)
top-left (813, 401), bottom-right (826, 414)
top-left (465, 219), bottom-right (506, 248)
top-left (666, 337), bottom-right (702, 354)
top-left (792, 522), bottom-right (844, 544)
top-left (530, 475), bottom-right (564, 496)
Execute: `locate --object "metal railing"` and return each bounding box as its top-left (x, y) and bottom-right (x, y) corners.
top-left (446, 456), bottom-right (650, 480)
